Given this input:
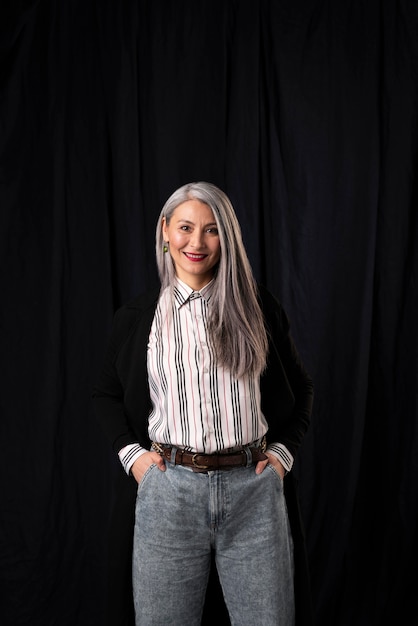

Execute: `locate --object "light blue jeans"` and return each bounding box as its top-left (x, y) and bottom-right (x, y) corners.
top-left (132, 450), bottom-right (295, 626)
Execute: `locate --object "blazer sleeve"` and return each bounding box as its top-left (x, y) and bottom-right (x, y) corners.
top-left (92, 305), bottom-right (143, 453)
top-left (259, 286), bottom-right (314, 458)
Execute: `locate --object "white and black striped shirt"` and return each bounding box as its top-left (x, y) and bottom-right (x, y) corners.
top-left (119, 279), bottom-right (293, 474)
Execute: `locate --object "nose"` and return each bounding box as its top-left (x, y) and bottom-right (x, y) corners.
top-left (190, 229), bottom-right (204, 248)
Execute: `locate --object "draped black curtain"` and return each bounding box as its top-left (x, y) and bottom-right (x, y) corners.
top-left (1, 1), bottom-right (417, 624)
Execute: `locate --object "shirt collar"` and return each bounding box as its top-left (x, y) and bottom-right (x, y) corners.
top-left (173, 277), bottom-right (215, 309)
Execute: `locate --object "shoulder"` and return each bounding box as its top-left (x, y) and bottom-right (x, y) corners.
top-left (111, 287), bottom-right (160, 343)
top-left (257, 284), bottom-right (280, 310)
top-left (117, 287), bottom-right (160, 315)
top-left (257, 284), bottom-right (290, 337)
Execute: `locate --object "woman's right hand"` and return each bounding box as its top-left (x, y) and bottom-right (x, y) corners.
top-left (130, 451), bottom-right (166, 484)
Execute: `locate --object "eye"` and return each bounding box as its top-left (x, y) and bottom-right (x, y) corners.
top-left (180, 225), bottom-right (191, 231)
top-left (206, 227), bottom-right (219, 235)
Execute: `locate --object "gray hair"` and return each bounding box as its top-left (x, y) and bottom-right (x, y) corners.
top-left (155, 182), bottom-right (268, 377)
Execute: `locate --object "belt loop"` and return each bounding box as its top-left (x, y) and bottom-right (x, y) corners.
top-left (170, 446), bottom-right (178, 464)
top-left (244, 446), bottom-right (253, 467)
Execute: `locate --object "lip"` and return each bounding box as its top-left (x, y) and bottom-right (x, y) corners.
top-left (183, 252), bottom-right (208, 262)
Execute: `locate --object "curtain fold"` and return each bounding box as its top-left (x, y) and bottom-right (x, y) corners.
top-left (1, 1), bottom-right (416, 624)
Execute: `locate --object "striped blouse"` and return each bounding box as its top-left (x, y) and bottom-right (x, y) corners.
top-left (119, 278), bottom-right (293, 474)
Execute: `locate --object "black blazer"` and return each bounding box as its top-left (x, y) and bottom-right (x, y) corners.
top-left (93, 285), bottom-right (313, 457)
top-left (93, 284), bottom-right (314, 626)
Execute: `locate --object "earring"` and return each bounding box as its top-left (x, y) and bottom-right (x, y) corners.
top-left (163, 243), bottom-right (168, 253)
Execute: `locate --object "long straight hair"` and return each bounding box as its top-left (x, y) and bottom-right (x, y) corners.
top-left (155, 182), bottom-right (268, 378)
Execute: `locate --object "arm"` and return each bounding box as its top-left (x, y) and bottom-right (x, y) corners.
top-left (92, 293), bottom-right (165, 482)
top-left (273, 328), bottom-right (314, 457)
top-left (259, 286), bottom-right (314, 462)
top-left (92, 306), bottom-right (140, 453)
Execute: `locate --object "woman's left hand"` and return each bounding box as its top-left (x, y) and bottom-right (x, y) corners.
top-left (255, 452), bottom-right (286, 479)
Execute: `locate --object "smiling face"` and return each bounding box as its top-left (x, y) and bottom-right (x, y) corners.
top-left (162, 199), bottom-right (221, 290)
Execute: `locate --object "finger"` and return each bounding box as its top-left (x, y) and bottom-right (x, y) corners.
top-left (156, 456), bottom-right (166, 471)
top-left (255, 459), bottom-right (269, 475)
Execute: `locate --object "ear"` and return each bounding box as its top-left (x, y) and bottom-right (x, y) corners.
top-left (161, 217), bottom-right (168, 242)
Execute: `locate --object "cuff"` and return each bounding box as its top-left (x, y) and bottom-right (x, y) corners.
top-left (118, 443), bottom-right (147, 475)
top-left (266, 443), bottom-right (294, 473)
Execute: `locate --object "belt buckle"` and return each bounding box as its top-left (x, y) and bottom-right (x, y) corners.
top-left (192, 453), bottom-right (210, 470)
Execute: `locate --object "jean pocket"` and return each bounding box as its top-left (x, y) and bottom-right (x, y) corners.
top-left (266, 463), bottom-right (284, 485)
top-left (137, 462), bottom-right (158, 493)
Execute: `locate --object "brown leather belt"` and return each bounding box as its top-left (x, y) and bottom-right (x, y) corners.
top-left (158, 445), bottom-right (268, 472)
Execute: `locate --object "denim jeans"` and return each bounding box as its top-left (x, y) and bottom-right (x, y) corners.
top-left (132, 452), bottom-right (295, 626)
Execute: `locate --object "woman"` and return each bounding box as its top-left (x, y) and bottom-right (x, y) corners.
top-left (93, 182), bottom-right (314, 626)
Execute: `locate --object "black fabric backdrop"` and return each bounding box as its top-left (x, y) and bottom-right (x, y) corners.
top-left (1, 1), bottom-right (417, 625)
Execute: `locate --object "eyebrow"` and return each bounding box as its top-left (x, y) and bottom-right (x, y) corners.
top-left (176, 219), bottom-right (218, 227)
